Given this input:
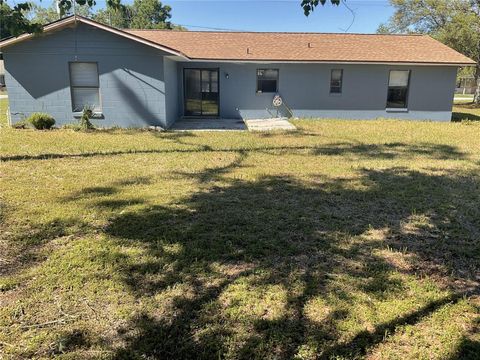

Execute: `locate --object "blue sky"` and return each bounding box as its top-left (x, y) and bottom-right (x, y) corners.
top-left (33, 0), bottom-right (394, 33)
top-left (166, 0), bottom-right (394, 33)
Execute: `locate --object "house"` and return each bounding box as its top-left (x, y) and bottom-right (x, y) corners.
top-left (0, 15), bottom-right (475, 127)
top-left (456, 75), bottom-right (477, 95)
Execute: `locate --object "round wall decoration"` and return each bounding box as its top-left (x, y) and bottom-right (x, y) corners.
top-left (272, 95), bottom-right (283, 107)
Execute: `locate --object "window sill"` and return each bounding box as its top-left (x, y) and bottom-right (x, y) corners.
top-left (329, 92), bottom-right (342, 97)
top-left (73, 111), bottom-right (104, 119)
top-left (386, 108), bottom-right (408, 113)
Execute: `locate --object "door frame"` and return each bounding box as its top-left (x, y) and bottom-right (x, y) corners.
top-left (183, 67), bottom-right (220, 118)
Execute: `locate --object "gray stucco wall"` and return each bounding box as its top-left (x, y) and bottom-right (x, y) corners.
top-left (163, 57), bottom-right (179, 128)
top-left (176, 62), bottom-right (457, 122)
top-left (3, 23), bottom-right (169, 127)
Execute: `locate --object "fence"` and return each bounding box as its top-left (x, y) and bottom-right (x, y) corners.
top-left (455, 76), bottom-right (477, 94)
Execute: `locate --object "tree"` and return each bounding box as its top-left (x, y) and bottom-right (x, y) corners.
top-left (0, 0), bottom-right (334, 40)
top-left (1, 0), bottom-right (184, 40)
top-left (24, 3), bottom-right (92, 24)
top-left (0, 1), bottom-right (42, 39)
top-left (24, 4), bottom-right (59, 25)
top-left (94, 5), bottom-right (130, 28)
top-left (128, 0), bottom-right (173, 29)
top-left (301, 0), bottom-right (341, 16)
top-left (378, 0), bottom-right (480, 104)
top-left (0, 0), bottom-right (111, 38)
top-left (93, 0), bottom-right (185, 30)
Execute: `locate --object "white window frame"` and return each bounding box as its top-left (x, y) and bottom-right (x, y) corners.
top-left (386, 70), bottom-right (410, 111)
top-left (256, 69), bottom-right (279, 93)
top-left (69, 62), bottom-right (101, 114)
top-left (330, 69), bottom-right (343, 94)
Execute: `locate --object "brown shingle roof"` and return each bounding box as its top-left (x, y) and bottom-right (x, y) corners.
top-left (125, 30), bottom-right (475, 65)
top-left (0, 16), bottom-right (474, 65)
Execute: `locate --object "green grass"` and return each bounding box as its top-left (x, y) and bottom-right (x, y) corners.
top-left (0, 98), bottom-right (8, 127)
top-left (454, 94), bottom-right (475, 105)
top-left (1, 118), bottom-right (480, 359)
top-left (454, 94), bottom-right (474, 99)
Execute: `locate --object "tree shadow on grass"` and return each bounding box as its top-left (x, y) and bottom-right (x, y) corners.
top-left (451, 338), bottom-right (480, 360)
top-left (1, 138), bottom-right (477, 357)
top-left (0, 217), bottom-right (89, 278)
top-left (3, 139), bottom-right (477, 357)
top-left (452, 112), bottom-right (480, 122)
top-left (311, 142), bottom-right (466, 160)
top-left (102, 163), bottom-right (479, 358)
top-left (452, 103), bottom-right (480, 122)
top-left (0, 141), bottom-right (467, 162)
top-left (448, 301), bottom-right (480, 360)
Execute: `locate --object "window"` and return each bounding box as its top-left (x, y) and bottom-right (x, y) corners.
top-left (69, 62), bottom-right (101, 112)
top-left (330, 69), bottom-right (343, 94)
top-left (256, 69), bottom-right (278, 93)
top-left (387, 70), bottom-right (410, 109)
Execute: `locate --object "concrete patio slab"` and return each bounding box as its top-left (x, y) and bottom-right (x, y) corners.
top-left (245, 118), bottom-right (296, 131)
top-left (170, 118), bottom-right (247, 131)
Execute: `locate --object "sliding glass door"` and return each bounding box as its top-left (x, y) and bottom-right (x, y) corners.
top-left (184, 68), bottom-right (219, 117)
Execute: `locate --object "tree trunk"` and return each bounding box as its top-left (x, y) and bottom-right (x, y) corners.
top-left (475, 65), bottom-right (480, 105)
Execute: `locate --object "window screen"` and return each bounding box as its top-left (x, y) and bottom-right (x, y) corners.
top-left (69, 62), bottom-right (100, 112)
top-left (387, 70), bottom-right (410, 109)
top-left (330, 69), bottom-right (343, 94)
top-left (256, 69), bottom-right (278, 93)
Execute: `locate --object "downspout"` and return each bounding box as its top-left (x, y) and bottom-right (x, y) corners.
top-left (74, 15), bottom-right (78, 61)
top-left (7, 106), bottom-right (11, 127)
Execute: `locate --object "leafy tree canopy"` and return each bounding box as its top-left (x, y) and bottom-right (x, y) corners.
top-left (129, 0), bottom-right (172, 29)
top-left (0, 0), bottom-right (181, 39)
top-left (1, 1), bottom-right (42, 39)
top-left (301, 0), bottom-right (341, 16)
top-left (1, 0), bottom-right (339, 38)
top-left (378, 0), bottom-right (480, 102)
top-left (94, 0), bottom-right (184, 30)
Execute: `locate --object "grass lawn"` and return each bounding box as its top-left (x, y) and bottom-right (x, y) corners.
top-left (454, 94), bottom-right (474, 101)
top-left (1, 116), bottom-right (480, 358)
top-left (0, 98), bottom-right (8, 127)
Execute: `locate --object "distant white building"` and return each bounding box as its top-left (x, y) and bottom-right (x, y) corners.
top-left (456, 75), bottom-right (477, 94)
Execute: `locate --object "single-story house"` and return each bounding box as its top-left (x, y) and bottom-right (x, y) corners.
top-left (0, 15), bottom-right (475, 127)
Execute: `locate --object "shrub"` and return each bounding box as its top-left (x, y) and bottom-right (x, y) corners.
top-left (11, 120), bottom-right (31, 129)
top-left (27, 113), bottom-right (55, 130)
top-left (79, 107), bottom-right (95, 130)
top-left (61, 123), bottom-right (83, 131)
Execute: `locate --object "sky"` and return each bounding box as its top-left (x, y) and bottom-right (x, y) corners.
top-left (29, 0), bottom-right (395, 33)
top-left (166, 0), bottom-right (394, 33)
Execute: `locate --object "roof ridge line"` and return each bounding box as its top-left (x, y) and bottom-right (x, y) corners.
top-left (126, 29), bottom-right (426, 36)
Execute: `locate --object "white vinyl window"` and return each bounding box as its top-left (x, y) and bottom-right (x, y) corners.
top-left (386, 70), bottom-right (410, 109)
top-left (256, 69), bottom-right (279, 93)
top-left (330, 69), bottom-right (343, 94)
top-left (69, 62), bottom-right (101, 112)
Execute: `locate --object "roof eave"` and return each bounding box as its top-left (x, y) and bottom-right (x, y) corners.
top-left (185, 58), bottom-right (476, 66)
